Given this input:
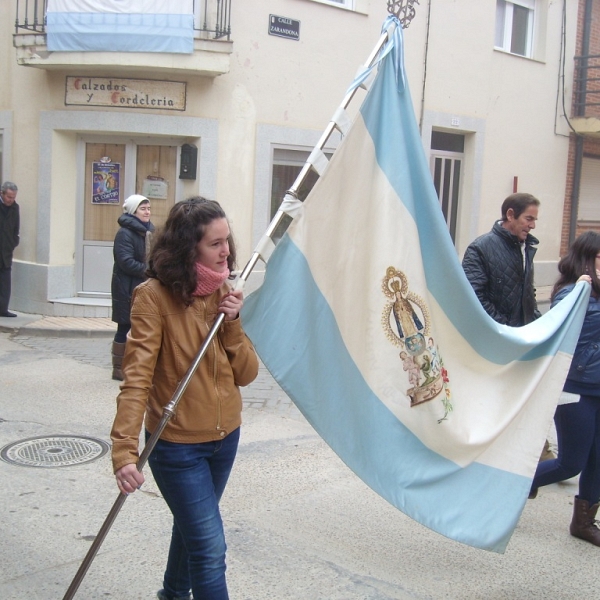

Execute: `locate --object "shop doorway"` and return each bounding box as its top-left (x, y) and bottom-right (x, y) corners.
top-left (80, 141), bottom-right (178, 294)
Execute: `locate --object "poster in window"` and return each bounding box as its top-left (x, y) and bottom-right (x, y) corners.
top-left (92, 161), bottom-right (121, 204)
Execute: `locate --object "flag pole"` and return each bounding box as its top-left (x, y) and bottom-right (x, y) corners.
top-left (62, 4), bottom-right (416, 599)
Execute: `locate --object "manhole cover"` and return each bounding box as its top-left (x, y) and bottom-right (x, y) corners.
top-left (0, 435), bottom-right (110, 468)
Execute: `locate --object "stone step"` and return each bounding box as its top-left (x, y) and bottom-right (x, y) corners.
top-left (51, 297), bottom-right (111, 318)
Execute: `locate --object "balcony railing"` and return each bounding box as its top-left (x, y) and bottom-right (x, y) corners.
top-left (573, 54), bottom-right (600, 118)
top-left (14, 0), bottom-right (232, 40)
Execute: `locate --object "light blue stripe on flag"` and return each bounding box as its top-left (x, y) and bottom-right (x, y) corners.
top-left (47, 12), bottom-right (194, 53)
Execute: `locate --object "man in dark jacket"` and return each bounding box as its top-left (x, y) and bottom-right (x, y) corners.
top-left (0, 181), bottom-right (20, 318)
top-left (462, 192), bottom-right (554, 460)
top-left (462, 192), bottom-right (541, 326)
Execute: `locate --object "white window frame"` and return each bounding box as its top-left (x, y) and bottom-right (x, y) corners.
top-left (430, 149), bottom-right (464, 244)
top-left (306, 0), bottom-right (355, 10)
top-left (495, 0), bottom-right (535, 58)
top-left (253, 124), bottom-right (340, 251)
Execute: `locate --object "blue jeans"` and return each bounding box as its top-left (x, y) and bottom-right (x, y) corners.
top-left (532, 395), bottom-right (600, 503)
top-left (147, 427), bottom-right (240, 600)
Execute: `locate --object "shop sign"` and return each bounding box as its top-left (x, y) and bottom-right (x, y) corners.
top-left (269, 15), bottom-right (300, 40)
top-left (65, 77), bottom-right (186, 111)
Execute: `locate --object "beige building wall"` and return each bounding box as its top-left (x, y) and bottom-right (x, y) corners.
top-left (415, 1), bottom-right (576, 268)
top-left (1, 0), bottom-right (579, 314)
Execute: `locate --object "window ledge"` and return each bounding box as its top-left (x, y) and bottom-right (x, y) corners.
top-left (569, 117), bottom-right (600, 137)
top-left (493, 47), bottom-right (544, 64)
top-left (13, 33), bottom-right (232, 78)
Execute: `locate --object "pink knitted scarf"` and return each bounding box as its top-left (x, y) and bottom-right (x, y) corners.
top-left (193, 261), bottom-right (230, 297)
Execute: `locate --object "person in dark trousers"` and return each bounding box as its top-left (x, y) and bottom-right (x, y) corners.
top-left (0, 181), bottom-right (20, 318)
top-left (528, 231), bottom-right (600, 547)
top-left (111, 194), bottom-right (154, 380)
top-left (462, 192), bottom-right (554, 461)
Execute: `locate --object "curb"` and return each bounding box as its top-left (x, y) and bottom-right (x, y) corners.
top-left (0, 315), bottom-right (116, 338)
top-left (9, 327), bottom-right (116, 338)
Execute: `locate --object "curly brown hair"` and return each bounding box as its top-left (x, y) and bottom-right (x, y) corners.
top-left (147, 197), bottom-right (237, 305)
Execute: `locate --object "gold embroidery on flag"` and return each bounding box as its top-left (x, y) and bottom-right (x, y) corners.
top-left (382, 267), bottom-right (453, 421)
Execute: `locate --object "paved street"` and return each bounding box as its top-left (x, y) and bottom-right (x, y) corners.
top-left (1, 328), bottom-right (599, 600)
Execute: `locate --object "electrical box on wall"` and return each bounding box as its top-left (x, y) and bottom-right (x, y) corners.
top-left (179, 143), bottom-right (198, 180)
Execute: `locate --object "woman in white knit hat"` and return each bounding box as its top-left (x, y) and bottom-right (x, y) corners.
top-left (110, 194), bottom-right (154, 380)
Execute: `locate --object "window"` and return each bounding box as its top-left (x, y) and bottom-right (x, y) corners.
top-left (270, 148), bottom-right (330, 241)
top-left (308, 0), bottom-right (355, 9)
top-left (430, 131), bottom-right (464, 243)
top-left (495, 0), bottom-right (535, 58)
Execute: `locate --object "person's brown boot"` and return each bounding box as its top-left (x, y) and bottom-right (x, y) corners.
top-left (111, 341), bottom-right (126, 381)
top-left (569, 496), bottom-right (600, 547)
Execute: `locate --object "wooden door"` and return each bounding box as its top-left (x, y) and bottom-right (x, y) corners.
top-left (136, 145), bottom-right (177, 231)
top-left (80, 142), bottom-right (177, 294)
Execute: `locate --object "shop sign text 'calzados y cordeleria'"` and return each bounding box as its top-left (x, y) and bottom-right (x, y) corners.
top-left (65, 77), bottom-right (186, 111)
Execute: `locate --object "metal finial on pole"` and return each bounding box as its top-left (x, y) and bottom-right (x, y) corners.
top-left (388, 0), bottom-right (419, 28)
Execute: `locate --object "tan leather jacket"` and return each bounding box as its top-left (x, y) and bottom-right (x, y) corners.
top-left (111, 278), bottom-right (259, 472)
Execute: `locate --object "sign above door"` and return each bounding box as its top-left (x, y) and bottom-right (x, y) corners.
top-left (65, 77), bottom-right (186, 111)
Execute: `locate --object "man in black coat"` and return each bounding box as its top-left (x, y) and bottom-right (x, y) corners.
top-left (462, 192), bottom-right (554, 461)
top-left (462, 192), bottom-right (541, 326)
top-left (0, 181), bottom-right (20, 318)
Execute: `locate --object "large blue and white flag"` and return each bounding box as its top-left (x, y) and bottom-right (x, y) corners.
top-left (241, 19), bottom-right (590, 552)
top-left (47, 0), bottom-right (194, 54)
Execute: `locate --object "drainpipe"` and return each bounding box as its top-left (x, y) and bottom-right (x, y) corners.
top-left (418, 0), bottom-right (432, 133)
top-left (569, 138), bottom-right (584, 246)
top-left (568, 0), bottom-right (593, 246)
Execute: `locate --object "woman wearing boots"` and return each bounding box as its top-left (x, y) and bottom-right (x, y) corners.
top-left (110, 197), bottom-right (258, 600)
top-left (110, 194), bottom-right (154, 380)
top-left (529, 231), bottom-right (600, 547)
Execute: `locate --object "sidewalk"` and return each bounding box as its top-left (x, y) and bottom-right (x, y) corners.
top-left (0, 312), bottom-right (116, 337)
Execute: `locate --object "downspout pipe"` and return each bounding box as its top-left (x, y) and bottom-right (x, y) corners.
top-left (569, 138), bottom-right (584, 247)
top-left (418, 0), bottom-right (432, 132)
top-left (569, 0), bottom-right (593, 246)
